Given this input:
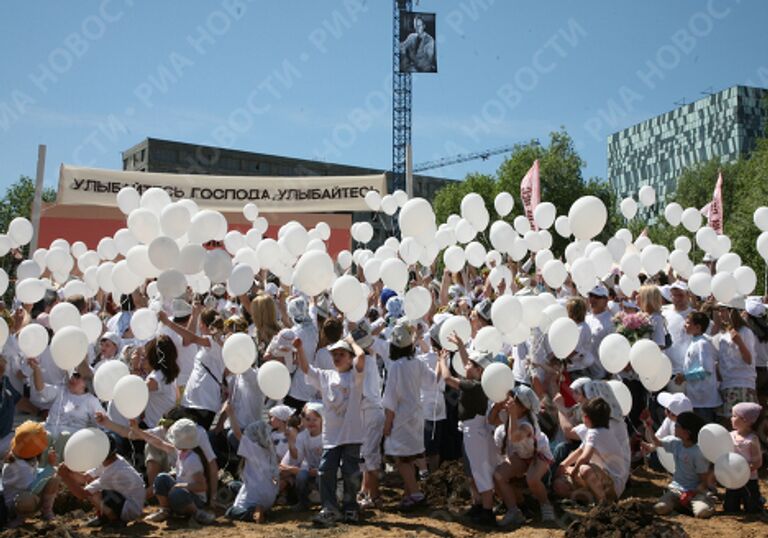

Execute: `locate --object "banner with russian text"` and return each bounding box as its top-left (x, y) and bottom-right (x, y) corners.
top-left (520, 159), bottom-right (540, 230)
top-left (57, 165), bottom-right (388, 213)
top-left (708, 172), bottom-right (724, 234)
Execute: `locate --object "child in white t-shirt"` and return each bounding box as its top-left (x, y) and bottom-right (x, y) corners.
top-left (555, 397), bottom-right (629, 503)
top-left (224, 407), bottom-right (279, 523)
top-left (281, 403), bottom-right (324, 510)
top-left (296, 335), bottom-right (366, 527)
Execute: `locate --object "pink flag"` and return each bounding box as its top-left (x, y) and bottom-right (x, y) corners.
top-left (520, 159), bottom-right (540, 230)
top-left (708, 172), bottom-right (724, 234)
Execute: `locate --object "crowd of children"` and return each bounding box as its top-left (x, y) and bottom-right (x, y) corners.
top-left (1, 263), bottom-right (766, 530)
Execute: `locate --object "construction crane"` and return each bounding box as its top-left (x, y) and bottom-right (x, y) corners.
top-left (412, 145), bottom-right (517, 173)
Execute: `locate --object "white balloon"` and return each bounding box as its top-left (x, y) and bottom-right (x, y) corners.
top-left (474, 326), bottom-right (503, 355)
top-left (50, 326), bottom-right (89, 370)
top-left (629, 340), bottom-right (663, 377)
top-left (364, 190), bottom-right (382, 211)
top-left (399, 198), bottom-right (435, 239)
top-left (222, 333), bottom-right (256, 374)
top-left (503, 323), bottom-right (531, 346)
top-left (753, 207), bottom-right (768, 232)
top-left (160, 203), bottom-right (192, 240)
top-left (64, 428), bottom-right (110, 472)
top-left (50, 302), bottom-right (82, 332)
top-left (681, 207), bottom-right (702, 232)
top-left (127, 208), bottom-right (160, 245)
top-left (489, 220), bottom-right (516, 252)
top-left (607, 380), bottom-right (632, 416)
top-left (439, 315), bottom-right (471, 352)
top-left (533, 202), bottom-right (556, 229)
top-left (16, 260), bottom-right (41, 281)
top-left (117, 187), bottom-right (140, 215)
top-left (113, 374), bottom-right (149, 419)
top-left (282, 223), bottom-right (309, 257)
top-left (114, 228), bottom-right (138, 256)
top-left (698, 423), bottom-right (734, 463)
top-left (353, 222), bottom-right (374, 244)
top-left (140, 187), bottom-right (172, 215)
top-left (641, 244), bottom-right (668, 275)
top-left (519, 296), bottom-right (545, 328)
top-left (481, 362), bottom-right (514, 403)
top-left (45, 248), bottom-right (70, 273)
top-left (178, 244), bottom-right (206, 275)
top-left (513, 215), bottom-right (531, 235)
top-left (243, 202), bottom-right (260, 221)
top-left (443, 245), bottom-right (466, 273)
top-left (664, 202), bottom-right (684, 227)
top-left (638, 185), bottom-right (656, 207)
top-left (380, 258), bottom-right (408, 292)
top-left (253, 216), bottom-right (269, 234)
top-left (711, 272), bottom-right (737, 303)
top-left (93, 360), bottom-right (130, 401)
top-left (337, 250), bottom-right (353, 271)
top-left (657, 445), bottom-right (676, 474)
top-left (465, 241), bottom-right (487, 268)
top-left (228, 264), bottom-right (255, 297)
top-left (734, 266), bottom-right (757, 296)
top-left (188, 210), bottom-right (227, 244)
top-left (130, 308), bottom-right (158, 340)
top-left (80, 313), bottom-right (103, 345)
top-left (18, 323), bottom-right (49, 358)
top-left (454, 218), bottom-right (477, 244)
top-left (363, 258), bottom-right (382, 283)
top-left (714, 452), bottom-right (751, 490)
top-left (639, 355), bottom-right (672, 392)
top-left (398, 237), bottom-right (424, 266)
top-left (541, 259), bottom-right (567, 289)
top-left (619, 274), bottom-right (641, 296)
top-left (203, 249), bottom-right (233, 284)
top-left (494, 192), bottom-right (514, 216)
top-left (147, 236), bottom-right (180, 271)
top-left (16, 277), bottom-right (47, 304)
top-left (716, 252), bottom-right (741, 274)
top-left (548, 318), bottom-right (579, 359)
top-left (568, 196), bottom-right (607, 240)
top-left (674, 236), bottom-right (692, 254)
top-left (401, 286), bottom-right (430, 320)
top-left (332, 275), bottom-right (366, 314)
top-left (258, 361), bottom-right (291, 400)
top-left (620, 197), bottom-right (637, 219)
top-left (0, 318), bottom-right (7, 349)
top-left (599, 333), bottom-right (631, 373)
top-left (490, 296), bottom-right (522, 335)
top-left (688, 272), bottom-right (712, 297)
top-left (0, 268), bottom-right (7, 295)
top-left (293, 251), bottom-right (335, 297)
top-left (554, 215), bottom-right (571, 238)
top-left (381, 194), bottom-right (398, 215)
top-left (620, 252), bottom-right (642, 277)
top-left (8, 217), bottom-right (34, 245)
top-left (570, 258), bottom-right (596, 289)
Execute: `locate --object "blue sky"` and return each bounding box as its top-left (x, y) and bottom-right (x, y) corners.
top-left (1, 0), bottom-right (766, 193)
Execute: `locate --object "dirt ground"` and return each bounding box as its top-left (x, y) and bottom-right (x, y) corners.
top-left (2, 465), bottom-right (767, 537)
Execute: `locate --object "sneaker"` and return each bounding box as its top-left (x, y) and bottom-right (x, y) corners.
top-left (343, 509), bottom-right (359, 523)
top-left (498, 508), bottom-right (525, 528)
top-left (145, 509), bottom-right (169, 523)
top-left (471, 508), bottom-right (496, 526)
top-left (359, 496), bottom-right (383, 510)
top-left (464, 504), bottom-right (483, 519)
top-left (540, 503), bottom-right (556, 522)
top-left (418, 469), bottom-right (429, 481)
top-left (398, 493), bottom-right (427, 510)
top-left (85, 516), bottom-right (104, 528)
top-left (194, 509), bottom-right (216, 525)
top-left (312, 508), bottom-right (343, 527)
top-left (41, 511), bottom-right (56, 522)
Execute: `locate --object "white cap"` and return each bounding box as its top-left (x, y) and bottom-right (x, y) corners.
top-left (657, 392), bottom-right (693, 416)
top-left (589, 285), bottom-right (609, 298)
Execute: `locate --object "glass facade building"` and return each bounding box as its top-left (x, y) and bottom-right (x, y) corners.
top-left (607, 85), bottom-right (768, 209)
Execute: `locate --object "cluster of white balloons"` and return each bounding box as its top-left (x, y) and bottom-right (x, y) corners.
top-left (699, 423), bottom-right (751, 489)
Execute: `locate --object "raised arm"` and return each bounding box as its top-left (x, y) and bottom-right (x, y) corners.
top-left (158, 310), bottom-right (209, 348)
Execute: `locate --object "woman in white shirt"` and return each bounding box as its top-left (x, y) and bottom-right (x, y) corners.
top-left (158, 308), bottom-right (224, 429)
top-left (715, 304), bottom-right (758, 417)
top-left (143, 335), bottom-right (180, 428)
top-left (637, 285), bottom-right (669, 350)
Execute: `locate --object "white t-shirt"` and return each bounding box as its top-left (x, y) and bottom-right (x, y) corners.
top-left (715, 328), bottom-right (757, 390)
top-left (144, 370), bottom-right (177, 428)
top-left (655, 417), bottom-right (675, 439)
top-left (283, 429), bottom-right (323, 470)
top-left (305, 364), bottom-right (364, 449)
top-left (228, 368), bottom-right (263, 429)
top-left (418, 352), bottom-right (446, 422)
top-left (662, 305), bottom-right (693, 373)
top-left (289, 322), bottom-right (320, 402)
top-left (233, 435), bottom-right (278, 510)
top-left (44, 389), bottom-right (103, 438)
top-left (175, 450), bottom-right (206, 502)
top-left (361, 354), bottom-right (383, 410)
top-left (586, 310), bottom-right (615, 359)
top-left (314, 346), bottom-right (334, 371)
top-left (511, 342), bottom-right (530, 385)
top-left (85, 456), bottom-right (145, 521)
top-left (181, 336), bottom-right (223, 413)
top-left (2, 459), bottom-right (36, 508)
top-left (683, 335), bottom-right (722, 408)
top-left (159, 325), bottom-right (198, 386)
top-left (575, 424), bottom-right (630, 497)
top-left (568, 322), bottom-right (596, 372)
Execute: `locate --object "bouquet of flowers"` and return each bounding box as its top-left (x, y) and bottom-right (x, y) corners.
top-left (613, 311), bottom-right (653, 343)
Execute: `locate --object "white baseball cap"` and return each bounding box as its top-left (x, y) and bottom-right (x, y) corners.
top-left (657, 392), bottom-right (693, 416)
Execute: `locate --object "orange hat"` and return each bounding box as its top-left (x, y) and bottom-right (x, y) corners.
top-left (11, 421), bottom-right (49, 459)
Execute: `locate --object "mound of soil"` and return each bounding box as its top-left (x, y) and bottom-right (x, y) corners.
top-left (565, 499), bottom-right (687, 538)
top-left (423, 462), bottom-right (472, 510)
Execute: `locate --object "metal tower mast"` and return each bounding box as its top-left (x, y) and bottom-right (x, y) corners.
top-left (392, 0), bottom-right (412, 192)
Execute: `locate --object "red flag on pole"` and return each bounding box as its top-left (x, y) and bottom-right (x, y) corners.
top-left (520, 159), bottom-right (540, 230)
top-left (708, 172), bottom-right (724, 234)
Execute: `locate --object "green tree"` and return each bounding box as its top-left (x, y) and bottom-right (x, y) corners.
top-left (433, 128), bottom-right (617, 256)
